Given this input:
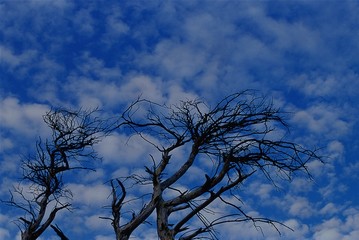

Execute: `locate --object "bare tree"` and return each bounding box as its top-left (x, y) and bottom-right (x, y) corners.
top-left (3, 108), bottom-right (113, 240)
top-left (50, 224), bottom-right (69, 240)
top-left (105, 91), bottom-right (321, 240)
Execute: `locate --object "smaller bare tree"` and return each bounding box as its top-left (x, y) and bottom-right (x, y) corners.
top-left (104, 91), bottom-right (321, 240)
top-left (3, 108), bottom-right (113, 240)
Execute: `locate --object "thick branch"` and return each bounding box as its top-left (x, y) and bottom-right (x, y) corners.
top-left (173, 171), bottom-right (254, 235)
top-left (50, 224), bottom-right (69, 240)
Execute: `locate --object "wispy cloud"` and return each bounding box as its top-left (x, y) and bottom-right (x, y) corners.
top-left (1, 1), bottom-right (359, 239)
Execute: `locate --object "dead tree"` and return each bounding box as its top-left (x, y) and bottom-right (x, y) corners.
top-left (50, 224), bottom-right (69, 240)
top-left (106, 91), bottom-right (321, 240)
top-left (3, 108), bottom-right (113, 240)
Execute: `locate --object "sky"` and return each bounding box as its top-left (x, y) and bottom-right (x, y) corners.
top-left (1, 0), bottom-right (359, 239)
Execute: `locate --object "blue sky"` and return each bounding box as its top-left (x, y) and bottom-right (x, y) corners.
top-left (1, 1), bottom-right (359, 239)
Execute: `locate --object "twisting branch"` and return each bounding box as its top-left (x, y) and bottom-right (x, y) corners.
top-left (110, 179), bottom-right (126, 239)
top-left (50, 224), bottom-right (69, 240)
top-left (105, 91), bottom-right (321, 239)
top-left (3, 108), bottom-right (114, 240)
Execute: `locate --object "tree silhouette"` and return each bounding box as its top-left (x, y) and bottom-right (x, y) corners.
top-left (3, 108), bottom-right (113, 240)
top-left (104, 91), bottom-right (321, 240)
top-left (3, 91), bottom-right (321, 240)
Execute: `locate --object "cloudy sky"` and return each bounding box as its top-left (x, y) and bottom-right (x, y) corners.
top-left (1, 0), bottom-right (359, 239)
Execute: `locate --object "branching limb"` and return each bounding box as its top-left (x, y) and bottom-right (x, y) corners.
top-left (5, 108), bottom-right (114, 240)
top-left (109, 92), bottom-right (321, 240)
top-left (50, 224), bottom-right (69, 240)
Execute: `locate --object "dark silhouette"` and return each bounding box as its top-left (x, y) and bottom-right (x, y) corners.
top-left (3, 91), bottom-right (321, 240)
top-left (50, 224), bottom-right (69, 240)
top-left (3, 108), bottom-right (113, 240)
top-left (104, 91), bottom-right (321, 240)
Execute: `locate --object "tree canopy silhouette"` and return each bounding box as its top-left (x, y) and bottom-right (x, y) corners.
top-left (105, 91), bottom-right (320, 240)
top-left (3, 108), bottom-right (113, 240)
top-left (3, 91), bottom-right (321, 240)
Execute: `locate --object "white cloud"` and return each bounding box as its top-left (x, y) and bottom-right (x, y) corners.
top-left (0, 228), bottom-right (10, 239)
top-left (281, 219), bottom-right (310, 239)
top-left (101, 4), bottom-right (129, 45)
top-left (67, 183), bottom-right (111, 207)
top-left (0, 45), bottom-right (38, 69)
top-left (0, 213), bottom-right (9, 224)
top-left (320, 203), bottom-right (339, 216)
top-left (314, 228), bottom-right (343, 240)
top-left (119, 75), bottom-right (165, 103)
top-left (326, 140), bottom-right (345, 162)
top-left (29, 0), bottom-right (73, 9)
top-left (250, 9), bottom-right (320, 54)
top-left (65, 72), bottom-right (168, 109)
top-left (0, 154), bottom-right (21, 176)
top-left (142, 40), bottom-right (208, 81)
top-left (343, 231), bottom-right (359, 240)
top-left (248, 181), bottom-right (274, 200)
top-left (80, 169), bottom-right (106, 183)
top-left (110, 167), bottom-right (130, 180)
top-left (166, 84), bottom-right (199, 106)
top-left (65, 77), bottom-right (122, 108)
top-left (291, 104), bottom-right (350, 138)
top-left (313, 211), bottom-right (359, 240)
top-left (306, 159), bottom-right (325, 177)
top-left (95, 235), bottom-right (114, 240)
top-left (0, 136), bottom-right (13, 152)
top-left (75, 53), bottom-right (122, 81)
top-left (290, 74), bottom-right (339, 97)
top-left (85, 214), bottom-right (112, 231)
top-left (107, 14), bottom-right (129, 36)
top-left (73, 8), bottom-right (95, 36)
top-left (0, 97), bottom-right (50, 138)
top-left (216, 218), bottom-right (297, 240)
top-left (287, 196), bottom-right (314, 218)
top-left (95, 133), bottom-right (161, 166)
top-left (344, 161), bottom-right (359, 181)
top-left (290, 177), bottom-right (314, 193)
top-left (0, 45), bottom-right (21, 66)
top-left (1, 1), bottom-right (359, 240)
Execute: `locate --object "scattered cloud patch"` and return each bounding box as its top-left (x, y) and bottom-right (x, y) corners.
top-left (1, 1), bottom-right (358, 239)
